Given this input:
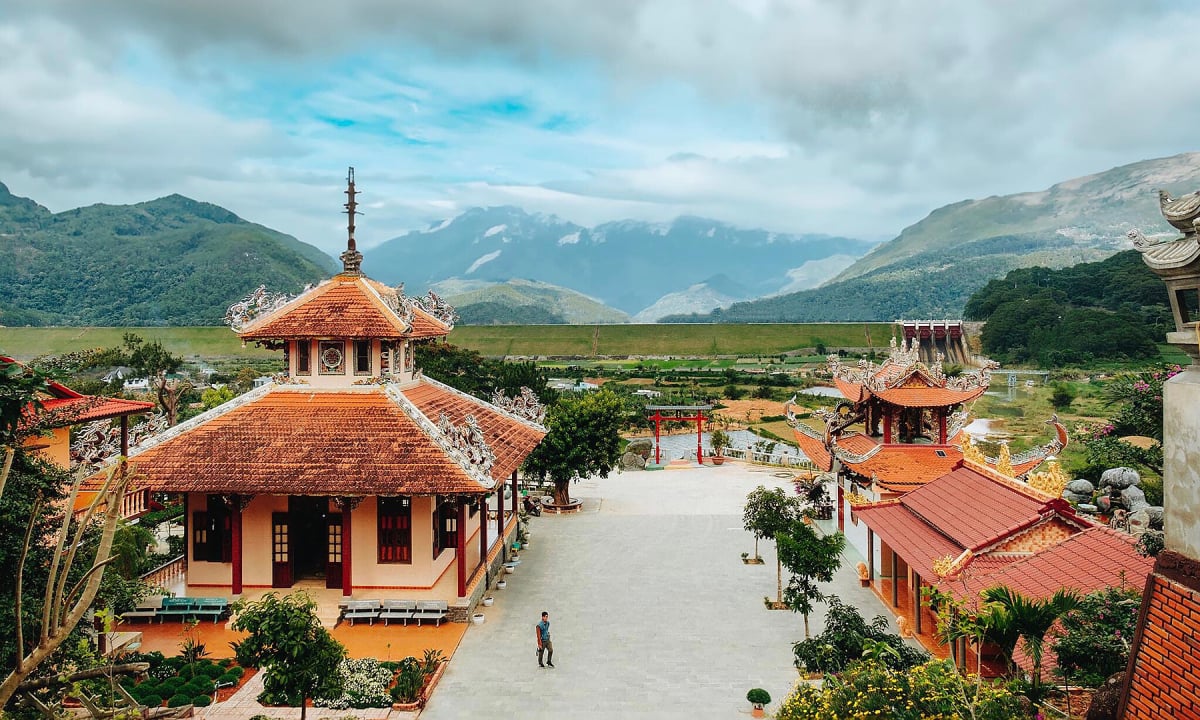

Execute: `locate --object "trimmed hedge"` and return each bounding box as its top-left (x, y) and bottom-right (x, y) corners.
top-left (193, 695), bottom-right (212, 707)
top-left (167, 693), bottom-right (191, 708)
top-left (140, 694), bottom-right (163, 708)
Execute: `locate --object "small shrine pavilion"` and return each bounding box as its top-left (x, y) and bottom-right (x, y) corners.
top-left (788, 338), bottom-right (1067, 561)
top-left (88, 171), bottom-right (545, 617)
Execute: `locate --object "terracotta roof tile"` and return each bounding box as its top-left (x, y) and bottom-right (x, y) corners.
top-left (842, 444), bottom-right (963, 490)
top-left (871, 385), bottom-right (987, 407)
top-left (402, 379), bottom-right (546, 481)
top-left (2, 356), bottom-right (155, 428)
top-left (791, 427), bottom-right (833, 471)
top-left (958, 526), bottom-right (1152, 601)
top-left (833, 377), bottom-right (864, 403)
top-left (855, 501), bottom-right (963, 581)
top-left (112, 386), bottom-right (536, 496)
top-left (240, 275), bottom-right (450, 340)
top-left (900, 466), bottom-right (1055, 549)
top-left (839, 433), bottom-right (880, 455)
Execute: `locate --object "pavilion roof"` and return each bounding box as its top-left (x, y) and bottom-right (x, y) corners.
top-left (238, 274), bottom-right (450, 341)
top-left (3, 356), bottom-right (155, 429)
top-left (94, 379), bottom-right (543, 497)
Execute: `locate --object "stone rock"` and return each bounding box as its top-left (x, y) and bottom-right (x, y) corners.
top-left (1077, 503), bottom-right (1098, 514)
top-left (618, 451), bottom-right (647, 471)
top-left (1100, 467), bottom-right (1140, 490)
top-left (626, 438), bottom-right (653, 459)
top-left (1096, 495), bottom-right (1112, 514)
top-left (1067, 478), bottom-right (1095, 495)
top-left (1063, 489), bottom-right (1091, 504)
top-left (1086, 671), bottom-right (1125, 720)
top-left (1145, 506), bottom-right (1165, 528)
top-left (1122, 485), bottom-right (1146, 506)
top-left (1128, 509), bottom-right (1151, 536)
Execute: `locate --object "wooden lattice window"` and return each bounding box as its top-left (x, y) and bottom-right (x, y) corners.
top-left (191, 511), bottom-right (208, 560)
top-left (272, 515), bottom-right (289, 563)
top-left (434, 497), bottom-right (457, 558)
top-left (297, 340), bottom-right (311, 374)
top-left (378, 497), bottom-right (412, 563)
top-left (328, 519), bottom-right (342, 563)
top-left (354, 340), bottom-right (371, 375)
top-left (318, 341), bottom-right (345, 375)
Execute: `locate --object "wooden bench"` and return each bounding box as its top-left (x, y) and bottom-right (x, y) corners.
top-left (410, 600), bottom-right (448, 626)
top-left (379, 599), bottom-right (417, 626)
top-left (341, 600), bottom-right (382, 626)
top-left (120, 596), bottom-right (163, 624)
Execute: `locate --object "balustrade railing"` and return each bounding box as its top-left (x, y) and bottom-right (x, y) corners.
top-left (717, 446), bottom-right (816, 470)
top-left (140, 555), bottom-right (185, 590)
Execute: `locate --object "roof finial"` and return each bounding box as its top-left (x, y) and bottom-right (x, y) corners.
top-left (340, 166), bottom-right (364, 274)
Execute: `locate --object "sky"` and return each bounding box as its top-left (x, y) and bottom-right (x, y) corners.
top-left (2, 0), bottom-right (1198, 255)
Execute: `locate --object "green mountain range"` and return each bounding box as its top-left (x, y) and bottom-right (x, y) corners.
top-left (0, 184), bottom-right (337, 326)
top-left (434, 278), bottom-right (630, 325)
top-left (664, 152), bottom-right (1200, 322)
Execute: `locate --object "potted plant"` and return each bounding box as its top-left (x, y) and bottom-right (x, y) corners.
top-left (710, 429), bottom-right (731, 465)
top-left (746, 688), bottom-right (771, 717)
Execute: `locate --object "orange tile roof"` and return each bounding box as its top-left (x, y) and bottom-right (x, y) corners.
top-left (871, 385), bottom-right (987, 408)
top-left (855, 501), bottom-right (963, 581)
top-left (1120, 552), bottom-right (1200, 719)
top-left (957, 526), bottom-right (1152, 601)
top-left (402, 379), bottom-right (546, 482)
top-left (791, 426), bottom-right (833, 471)
top-left (842, 444), bottom-right (964, 490)
top-left (838, 433), bottom-right (880, 455)
top-left (2, 356), bottom-right (155, 428)
top-left (833, 377), bottom-right (864, 403)
top-left (109, 385), bottom-right (541, 496)
top-left (239, 275), bottom-right (450, 341)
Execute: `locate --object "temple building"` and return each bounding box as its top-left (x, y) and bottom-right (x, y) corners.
top-left (86, 171), bottom-right (546, 618)
top-left (6, 355), bottom-right (156, 519)
top-left (788, 338), bottom-right (1067, 562)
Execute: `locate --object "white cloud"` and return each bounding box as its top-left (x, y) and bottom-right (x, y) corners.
top-left (466, 250), bottom-right (502, 274)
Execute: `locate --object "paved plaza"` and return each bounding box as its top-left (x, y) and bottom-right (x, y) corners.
top-left (421, 462), bottom-right (898, 719)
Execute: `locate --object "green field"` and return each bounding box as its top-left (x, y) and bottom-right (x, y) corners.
top-left (0, 323), bottom-right (895, 361)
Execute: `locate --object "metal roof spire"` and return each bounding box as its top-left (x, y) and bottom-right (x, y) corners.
top-left (340, 167), bottom-right (364, 274)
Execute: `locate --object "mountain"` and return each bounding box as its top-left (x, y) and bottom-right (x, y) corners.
top-left (664, 152), bottom-right (1200, 322)
top-left (632, 275), bottom-right (747, 323)
top-left (0, 184), bottom-right (338, 326)
top-left (433, 278), bottom-right (630, 325)
top-left (362, 207), bottom-right (876, 317)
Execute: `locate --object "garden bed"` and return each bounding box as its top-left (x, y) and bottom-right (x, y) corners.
top-left (119, 653), bottom-right (253, 710)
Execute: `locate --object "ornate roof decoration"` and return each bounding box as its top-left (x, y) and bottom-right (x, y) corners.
top-left (827, 336), bottom-right (993, 396)
top-left (490, 387), bottom-right (546, 425)
top-left (436, 413), bottom-right (495, 480)
top-left (225, 285), bottom-right (300, 332)
top-left (70, 413), bottom-right (169, 469)
top-left (1158, 189), bottom-right (1200, 235)
top-left (409, 290), bottom-right (459, 329)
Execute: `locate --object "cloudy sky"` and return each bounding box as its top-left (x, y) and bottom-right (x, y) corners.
top-left (3, 1), bottom-right (1197, 254)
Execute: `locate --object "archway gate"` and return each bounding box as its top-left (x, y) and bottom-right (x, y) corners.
top-left (644, 404), bottom-right (712, 465)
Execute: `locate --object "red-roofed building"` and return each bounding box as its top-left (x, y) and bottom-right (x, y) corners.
top-left (87, 172), bottom-right (546, 617)
top-left (5, 355), bottom-right (156, 518)
top-left (787, 337), bottom-right (1068, 563)
top-left (853, 461), bottom-right (1153, 676)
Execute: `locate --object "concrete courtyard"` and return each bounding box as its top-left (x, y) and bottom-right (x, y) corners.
top-left (420, 462), bottom-right (899, 719)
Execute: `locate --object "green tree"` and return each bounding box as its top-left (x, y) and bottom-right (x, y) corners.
top-left (1052, 584), bottom-right (1142, 687)
top-left (792, 595), bottom-right (928, 673)
top-left (522, 389), bottom-right (624, 506)
top-left (777, 520), bottom-right (846, 637)
top-left (119, 334), bottom-right (191, 425)
top-left (1048, 382), bottom-right (1075, 410)
top-left (230, 592), bottom-right (346, 720)
top-left (110, 521), bottom-right (156, 578)
top-left (200, 385), bottom-right (235, 411)
top-left (980, 586), bottom-right (1080, 701)
top-left (742, 486), bottom-right (802, 603)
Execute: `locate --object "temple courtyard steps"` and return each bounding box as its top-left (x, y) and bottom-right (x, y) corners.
top-left (420, 463), bottom-right (901, 719)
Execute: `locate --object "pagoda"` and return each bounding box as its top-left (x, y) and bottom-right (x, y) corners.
top-left (88, 170), bottom-right (545, 615)
top-left (788, 337), bottom-right (1067, 560)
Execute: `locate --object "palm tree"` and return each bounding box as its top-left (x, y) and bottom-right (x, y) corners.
top-left (980, 586), bottom-right (1081, 700)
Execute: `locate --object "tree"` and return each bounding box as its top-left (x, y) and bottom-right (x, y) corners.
top-left (120, 334), bottom-right (191, 425)
top-left (522, 389), bottom-right (624, 505)
top-left (200, 385), bottom-right (234, 411)
top-left (742, 486), bottom-right (802, 603)
top-left (230, 592), bottom-right (346, 720)
top-left (0, 359), bottom-right (53, 498)
top-left (980, 586), bottom-right (1080, 701)
top-left (777, 520), bottom-right (845, 637)
top-left (792, 595), bottom-right (928, 673)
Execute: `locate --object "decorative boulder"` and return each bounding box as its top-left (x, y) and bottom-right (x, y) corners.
top-left (1144, 506), bottom-right (1165, 529)
top-left (1100, 467), bottom-right (1140, 491)
top-left (1096, 495), bottom-right (1113, 514)
top-left (1077, 503), bottom-right (1098, 514)
top-left (618, 451), bottom-right (647, 471)
top-left (1122, 485), bottom-right (1150, 512)
top-left (626, 438), bottom-right (653, 459)
top-left (1067, 478), bottom-right (1095, 495)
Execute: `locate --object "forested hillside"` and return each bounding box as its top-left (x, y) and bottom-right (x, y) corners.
top-left (964, 250), bottom-right (1167, 365)
top-left (0, 184), bottom-right (337, 326)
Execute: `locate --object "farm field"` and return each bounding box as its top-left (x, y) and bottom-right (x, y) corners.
top-left (1, 323), bottom-right (894, 361)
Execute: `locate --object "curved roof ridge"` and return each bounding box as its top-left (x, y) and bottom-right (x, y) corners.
top-left (384, 384), bottom-right (494, 490)
top-left (236, 279), bottom-right (328, 336)
top-left (419, 375), bottom-right (547, 433)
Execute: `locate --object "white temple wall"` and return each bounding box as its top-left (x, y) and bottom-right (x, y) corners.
top-left (1164, 369), bottom-right (1200, 558)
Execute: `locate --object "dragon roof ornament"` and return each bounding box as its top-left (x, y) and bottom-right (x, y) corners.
top-left (225, 285), bottom-right (303, 332)
top-left (70, 413), bottom-right (168, 470)
top-left (436, 412), bottom-right (496, 480)
top-left (385, 283), bottom-right (459, 329)
top-left (828, 337), bottom-right (993, 395)
top-left (490, 387), bottom-right (546, 425)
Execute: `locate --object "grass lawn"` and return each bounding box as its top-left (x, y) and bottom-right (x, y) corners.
top-left (0, 326), bottom-right (275, 362)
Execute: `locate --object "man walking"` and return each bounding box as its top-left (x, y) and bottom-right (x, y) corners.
top-left (535, 611), bottom-right (554, 668)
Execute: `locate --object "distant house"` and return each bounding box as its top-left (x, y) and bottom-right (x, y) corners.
top-left (547, 378), bottom-right (598, 392)
top-left (122, 377), bottom-right (152, 392)
top-left (633, 389), bottom-right (662, 398)
top-left (101, 366), bottom-right (135, 383)
top-left (251, 376), bottom-right (273, 388)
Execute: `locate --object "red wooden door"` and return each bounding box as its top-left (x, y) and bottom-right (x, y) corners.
top-left (271, 512), bottom-right (292, 588)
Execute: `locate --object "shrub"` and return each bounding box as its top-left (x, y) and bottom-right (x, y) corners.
top-left (792, 596), bottom-right (928, 673)
top-left (200, 663), bottom-right (225, 679)
top-left (389, 657), bottom-right (424, 704)
top-left (186, 677), bottom-right (215, 695)
top-left (167, 693), bottom-right (192, 708)
top-left (218, 658), bottom-right (234, 668)
top-left (140, 694), bottom-right (163, 708)
top-left (314, 657), bottom-right (393, 709)
top-left (218, 672), bottom-right (242, 686)
top-left (192, 695), bottom-right (212, 707)
top-left (157, 677), bottom-right (184, 694)
top-left (421, 648), bottom-right (446, 676)
top-left (1053, 584), bottom-right (1143, 687)
top-left (746, 688), bottom-right (771, 705)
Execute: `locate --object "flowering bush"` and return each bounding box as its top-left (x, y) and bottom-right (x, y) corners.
top-left (775, 659), bottom-right (1030, 720)
top-left (1053, 584), bottom-right (1143, 687)
top-left (314, 657), bottom-right (393, 709)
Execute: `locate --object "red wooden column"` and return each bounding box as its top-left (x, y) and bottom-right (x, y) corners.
top-left (891, 551), bottom-right (899, 607)
top-left (837, 484), bottom-right (845, 533)
top-left (938, 411), bottom-right (948, 444)
top-left (883, 410), bottom-right (893, 443)
top-left (510, 472), bottom-right (518, 525)
top-left (456, 498), bottom-right (467, 598)
top-left (231, 495), bottom-right (243, 595)
top-left (341, 499), bottom-right (354, 597)
top-left (651, 412), bottom-right (663, 464)
top-left (496, 486), bottom-right (504, 543)
top-left (696, 411), bottom-right (704, 464)
top-left (913, 572), bottom-right (922, 635)
top-left (478, 496), bottom-right (488, 573)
